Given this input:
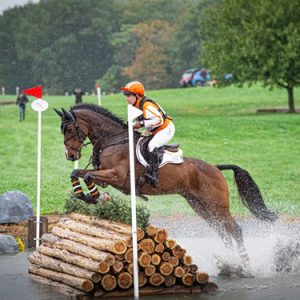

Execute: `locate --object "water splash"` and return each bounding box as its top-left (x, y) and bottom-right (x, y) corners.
top-left (168, 218), bottom-right (300, 277)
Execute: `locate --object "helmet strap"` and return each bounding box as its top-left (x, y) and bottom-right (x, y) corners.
top-left (133, 94), bottom-right (139, 105)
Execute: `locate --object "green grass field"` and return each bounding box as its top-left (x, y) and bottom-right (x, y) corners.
top-left (0, 84), bottom-right (299, 216)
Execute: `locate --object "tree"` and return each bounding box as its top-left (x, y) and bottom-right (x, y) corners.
top-left (171, 0), bottom-right (218, 79)
top-left (199, 0), bottom-right (300, 112)
top-left (123, 20), bottom-right (175, 89)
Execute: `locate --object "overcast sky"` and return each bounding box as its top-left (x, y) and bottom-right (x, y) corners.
top-left (0, 0), bottom-right (39, 14)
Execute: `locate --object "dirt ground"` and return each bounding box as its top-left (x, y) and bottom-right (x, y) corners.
top-left (0, 215), bottom-right (62, 245)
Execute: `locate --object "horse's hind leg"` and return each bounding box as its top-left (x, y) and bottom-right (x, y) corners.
top-left (184, 194), bottom-right (234, 248)
top-left (218, 211), bottom-right (250, 267)
top-left (184, 193), bottom-right (250, 266)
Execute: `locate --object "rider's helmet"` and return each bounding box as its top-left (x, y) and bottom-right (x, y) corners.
top-left (120, 81), bottom-right (145, 97)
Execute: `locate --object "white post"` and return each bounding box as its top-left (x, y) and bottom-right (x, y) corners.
top-left (127, 104), bottom-right (143, 299)
top-left (30, 97), bottom-right (48, 248)
top-left (16, 86), bottom-right (19, 95)
top-left (97, 86), bottom-right (101, 106)
top-left (35, 110), bottom-right (42, 248)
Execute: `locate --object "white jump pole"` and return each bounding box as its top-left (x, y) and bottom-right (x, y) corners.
top-left (127, 104), bottom-right (143, 299)
top-left (35, 109), bottom-right (42, 248)
top-left (29, 96), bottom-right (48, 248)
top-left (74, 160), bottom-right (79, 169)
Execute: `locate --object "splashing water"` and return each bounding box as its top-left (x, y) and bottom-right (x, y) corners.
top-left (152, 216), bottom-right (300, 277)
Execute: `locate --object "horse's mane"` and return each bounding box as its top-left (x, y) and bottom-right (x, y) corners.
top-left (71, 103), bottom-right (127, 129)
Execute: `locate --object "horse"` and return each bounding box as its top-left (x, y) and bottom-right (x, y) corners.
top-left (54, 103), bottom-right (278, 268)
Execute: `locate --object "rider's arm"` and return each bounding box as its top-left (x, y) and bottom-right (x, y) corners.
top-left (143, 102), bottom-right (164, 128)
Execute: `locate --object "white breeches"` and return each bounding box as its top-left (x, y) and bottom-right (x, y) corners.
top-left (148, 121), bottom-right (175, 152)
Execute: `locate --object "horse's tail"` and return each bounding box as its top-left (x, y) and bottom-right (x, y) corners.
top-left (216, 164), bottom-right (278, 222)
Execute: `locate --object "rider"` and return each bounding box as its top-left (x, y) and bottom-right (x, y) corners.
top-left (121, 81), bottom-right (175, 187)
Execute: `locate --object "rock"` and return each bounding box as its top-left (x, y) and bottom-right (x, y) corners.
top-left (0, 235), bottom-right (19, 254)
top-left (0, 191), bottom-right (34, 223)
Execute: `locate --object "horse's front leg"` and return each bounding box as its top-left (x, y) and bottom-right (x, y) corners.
top-left (70, 169), bottom-right (89, 200)
top-left (70, 168), bottom-right (108, 204)
top-left (71, 168), bottom-right (121, 204)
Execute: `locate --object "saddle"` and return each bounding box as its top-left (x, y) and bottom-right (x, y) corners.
top-left (136, 137), bottom-right (183, 168)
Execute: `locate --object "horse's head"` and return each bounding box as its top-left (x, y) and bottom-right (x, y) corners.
top-left (54, 108), bottom-right (87, 161)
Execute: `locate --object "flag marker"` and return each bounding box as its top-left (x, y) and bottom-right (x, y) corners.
top-left (23, 86), bottom-right (48, 248)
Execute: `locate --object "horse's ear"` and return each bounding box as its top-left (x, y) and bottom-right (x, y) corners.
top-left (53, 108), bottom-right (63, 119)
top-left (62, 108), bottom-right (76, 122)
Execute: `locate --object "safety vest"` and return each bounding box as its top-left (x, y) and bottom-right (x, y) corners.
top-left (137, 96), bottom-right (172, 134)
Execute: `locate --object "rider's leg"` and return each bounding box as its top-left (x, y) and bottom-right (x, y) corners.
top-left (145, 122), bottom-right (175, 186)
top-left (144, 148), bottom-right (160, 186)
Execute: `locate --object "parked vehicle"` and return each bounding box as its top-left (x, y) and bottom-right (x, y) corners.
top-left (179, 68), bottom-right (211, 87)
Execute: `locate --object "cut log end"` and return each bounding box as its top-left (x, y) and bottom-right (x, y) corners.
top-left (195, 272), bottom-right (209, 284)
top-left (139, 238), bottom-right (155, 254)
top-left (99, 262), bottom-right (110, 274)
top-left (159, 262), bottom-right (173, 276)
top-left (149, 273), bottom-right (165, 287)
top-left (155, 243), bottom-right (164, 253)
top-left (182, 273), bottom-right (195, 286)
top-left (154, 229), bottom-right (168, 244)
top-left (165, 239), bottom-right (176, 250)
top-left (146, 225), bottom-right (157, 236)
top-left (138, 272), bottom-right (147, 287)
top-left (101, 274), bottom-right (117, 291)
top-left (164, 275), bottom-right (176, 287)
top-left (182, 255), bottom-right (193, 266)
top-left (174, 266), bottom-right (185, 278)
top-left (117, 272), bottom-right (132, 289)
top-left (112, 261), bottom-right (124, 274)
top-left (144, 265), bottom-right (156, 277)
top-left (113, 240), bottom-right (127, 255)
top-left (138, 252), bottom-right (151, 267)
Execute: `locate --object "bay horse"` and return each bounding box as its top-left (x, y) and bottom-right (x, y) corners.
top-left (54, 103), bottom-right (278, 267)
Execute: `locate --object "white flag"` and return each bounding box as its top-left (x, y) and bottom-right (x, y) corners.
top-left (128, 105), bottom-right (143, 121)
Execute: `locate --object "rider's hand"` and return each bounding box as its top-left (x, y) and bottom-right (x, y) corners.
top-left (133, 121), bottom-right (142, 129)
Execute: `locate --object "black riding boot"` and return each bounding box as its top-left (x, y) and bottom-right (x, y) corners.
top-left (145, 149), bottom-right (160, 187)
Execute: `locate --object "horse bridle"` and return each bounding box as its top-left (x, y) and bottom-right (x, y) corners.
top-left (62, 118), bottom-right (129, 168)
top-left (63, 121), bottom-right (91, 153)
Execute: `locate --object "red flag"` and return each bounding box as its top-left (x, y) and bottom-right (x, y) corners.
top-left (22, 85), bottom-right (42, 99)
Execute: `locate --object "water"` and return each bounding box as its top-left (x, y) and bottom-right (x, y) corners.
top-left (0, 217), bottom-right (300, 300)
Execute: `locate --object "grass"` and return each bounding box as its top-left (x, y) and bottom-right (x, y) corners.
top-left (0, 84), bottom-right (299, 217)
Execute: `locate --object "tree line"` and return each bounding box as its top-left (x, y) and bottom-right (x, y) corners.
top-left (0, 0), bottom-right (206, 94)
top-left (0, 0), bottom-right (299, 111)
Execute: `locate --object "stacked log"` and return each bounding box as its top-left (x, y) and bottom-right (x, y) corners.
top-left (28, 213), bottom-right (217, 297)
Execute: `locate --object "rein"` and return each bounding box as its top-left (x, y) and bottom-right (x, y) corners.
top-left (62, 114), bottom-right (137, 170)
top-left (88, 130), bottom-right (129, 169)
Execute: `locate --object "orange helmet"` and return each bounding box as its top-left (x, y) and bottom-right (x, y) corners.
top-left (120, 81), bottom-right (145, 96)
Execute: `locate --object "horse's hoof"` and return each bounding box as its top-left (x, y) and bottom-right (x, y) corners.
top-left (85, 193), bottom-right (98, 204)
top-left (97, 192), bottom-right (112, 203)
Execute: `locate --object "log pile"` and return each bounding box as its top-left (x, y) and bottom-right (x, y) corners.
top-left (28, 213), bottom-right (217, 297)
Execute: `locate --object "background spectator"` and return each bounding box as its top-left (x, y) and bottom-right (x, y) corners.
top-left (73, 88), bottom-right (84, 104)
top-left (16, 93), bottom-right (29, 121)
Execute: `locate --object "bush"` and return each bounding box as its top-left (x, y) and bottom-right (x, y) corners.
top-left (64, 194), bottom-right (150, 230)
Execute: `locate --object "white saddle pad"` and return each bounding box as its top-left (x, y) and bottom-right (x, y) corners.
top-left (136, 137), bottom-right (184, 168)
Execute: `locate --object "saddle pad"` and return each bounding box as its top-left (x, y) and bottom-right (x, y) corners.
top-left (136, 138), bottom-right (183, 168)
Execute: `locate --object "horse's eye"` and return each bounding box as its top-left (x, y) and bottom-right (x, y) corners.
top-left (66, 128), bottom-right (73, 134)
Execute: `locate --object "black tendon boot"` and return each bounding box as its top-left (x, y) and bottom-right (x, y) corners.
top-left (145, 149), bottom-right (159, 187)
